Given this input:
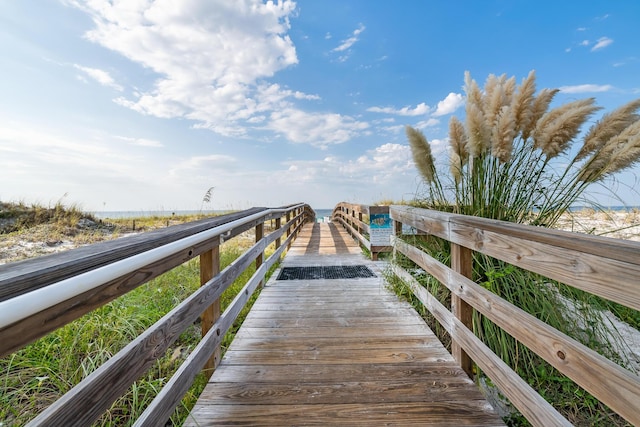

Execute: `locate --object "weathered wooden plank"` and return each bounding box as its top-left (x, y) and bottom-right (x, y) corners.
top-left (0, 236), bottom-right (220, 357)
top-left (207, 363), bottom-right (468, 383)
top-left (0, 210), bottom-right (302, 358)
top-left (251, 300), bottom-right (403, 310)
top-left (451, 242), bottom-right (474, 377)
top-left (243, 307), bottom-right (421, 319)
top-left (233, 325), bottom-right (437, 339)
top-left (226, 336), bottom-right (447, 352)
top-left (133, 262), bottom-right (270, 427)
top-left (390, 204), bottom-right (640, 311)
top-left (239, 316), bottom-right (426, 328)
top-left (198, 380), bottom-right (489, 405)
top-left (187, 222), bottom-right (503, 427)
top-left (184, 402), bottom-right (502, 426)
top-left (220, 347), bottom-right (453, 365)
top-left (394, 237), bottom-right (640, 426)
top-left (200, 244), bottom-right (221, 374)
top-left (24, 237), bottom-right (271, 426)
top-left (392, 264), bottom-right (571, 427)
top-left (0, 207), bottom-right (268, 301)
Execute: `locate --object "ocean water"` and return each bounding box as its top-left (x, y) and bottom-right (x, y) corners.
top-left (93, 208), bottom-right (335, 220)
top-left (93, 210), bottom-right (221, 219)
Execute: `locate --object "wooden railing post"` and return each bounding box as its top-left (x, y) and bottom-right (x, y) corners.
top-left (256, 222), bottom-right (264, 287)
top-left (275, 217), bottom-right (282, 250)
top-left (451, 243), bottom-right (474, 377)
top-left (286, 211), bottom-right (292, 249)
top-left (200, 237), bottom-right (221, 376)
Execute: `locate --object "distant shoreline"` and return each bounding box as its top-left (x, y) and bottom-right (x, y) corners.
top-left (93, 208), bottom-right (334, 219)
top-left (91, 206), bottom-right (638, 220)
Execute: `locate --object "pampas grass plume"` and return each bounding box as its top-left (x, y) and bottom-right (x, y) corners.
top-left (534, 98), bottom-right (600, 158)
top-left (449, 116), bottom-right (468, 164)
top-left (576, 98), bottom-right (640, 161)
top-left (581, 120), bottom-right (640, 181)
top-left (406, 126), bottom-right (436, 183)
top-left (492, 105), bottom-right (517, 162)
top-left (521, 88), bottom-right (559, 141)
top-left (512, 70), bottom-right (537, 135)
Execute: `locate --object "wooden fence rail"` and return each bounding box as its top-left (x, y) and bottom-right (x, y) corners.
top-left (0, 203), bottom-right (314, 426)
top-left (385, 204), bottom-right (640, 426)
top-left (332, 202), bottom-right (392, 260)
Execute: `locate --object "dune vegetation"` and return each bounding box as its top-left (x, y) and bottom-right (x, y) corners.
top-left (0, 204), bottom-right (267, 426)
top-left (398, 70), bottom-right (640, 426)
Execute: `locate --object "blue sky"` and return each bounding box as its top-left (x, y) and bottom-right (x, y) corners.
top-left (1, 1), bottom-right (639, 212)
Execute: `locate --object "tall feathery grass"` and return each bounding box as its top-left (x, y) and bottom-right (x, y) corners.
top-left (402, 70), bottom-right (640, 425)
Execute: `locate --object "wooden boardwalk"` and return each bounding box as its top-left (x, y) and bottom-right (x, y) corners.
top-left (185, 222), bottom-right (504, 426)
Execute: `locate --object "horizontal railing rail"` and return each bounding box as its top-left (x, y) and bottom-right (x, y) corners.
top-left (0, 203), bottom-right (314, 426)
top-left (389, 204), bottom-right (640, 426)
top-left (332, 202), bottom-right (391, 260)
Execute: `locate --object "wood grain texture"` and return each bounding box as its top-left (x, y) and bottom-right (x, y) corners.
top-left (390, 205), bottom-right (640, 311)
top-left (186, 222), bottom-right (503, 426)
top-left (393, 236), bottom-right (640, 426)
top-left (391, 264), bottom-right (571, 427)
top-left (22, 210), bottom-right (306, 426)
top-left (200, 245), bottom-right (221, 374)
top-left (0, 207), bottom-right (268, 301)
top-left (451, 243), bottom-right (474, 377)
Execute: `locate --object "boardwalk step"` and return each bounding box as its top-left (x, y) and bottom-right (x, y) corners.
top-left (277, 265), bottom-right (376, 280)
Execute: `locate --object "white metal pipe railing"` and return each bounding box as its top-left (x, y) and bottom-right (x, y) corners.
top-left (0, 205), bottom-right (308, 330)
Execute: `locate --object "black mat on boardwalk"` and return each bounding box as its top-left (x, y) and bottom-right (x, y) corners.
top-left (277, 265), bottom-right (376, 280)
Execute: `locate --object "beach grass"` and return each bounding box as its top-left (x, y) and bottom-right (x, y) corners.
top-left (0, 206), bottom-right (276, 426)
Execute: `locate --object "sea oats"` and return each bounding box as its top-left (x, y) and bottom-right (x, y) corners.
top-left (406, 126), bottom-right (436, 183)
top-left (521, 88), bottom-right (560, 141)
top-left (576, 98), bottom-right (640, 161)
top-left (449, 116), bottom-right (469, 164)
top-left (512, 70), bottom-right (537, 135)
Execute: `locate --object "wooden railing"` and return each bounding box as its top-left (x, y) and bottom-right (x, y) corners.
top-left (388, 204), bottom-right (640, 426)
top-left (332, 202), bottom-right (391, 260)
top-left (0, 203), bottom-right (314, 426)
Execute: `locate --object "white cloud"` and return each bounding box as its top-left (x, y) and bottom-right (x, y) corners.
top-left (170, 154), bottom-right (237, 176)
top-left (580, 40), bottom-right (590, 46)
top-left (67, 0), bottom-right (314, 141)
top-left (267, 108), bottom-right (369, 148)
top-left (367, 102), bottom-right (430, 116)
top-left (432, 92), bottom-right (465, 117)
top-left (115, 136), bottom-right (164, 147)
top-left (577, 27), bottom-right (587, 31)
top-left (591, 36), bottom-right (613, 51)
top-left (415, 118), bottom-right (440, 128)
top-left (278, 143), bottom-right (413, 188)
top-left (73, 64), bottom-right (123, 91)
top-left (559, 84), bottom-right (614, 93)
top-left (332, 23), bottom-right (366, 53)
